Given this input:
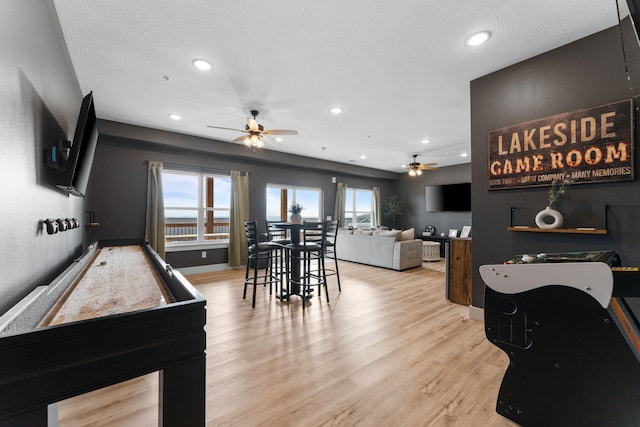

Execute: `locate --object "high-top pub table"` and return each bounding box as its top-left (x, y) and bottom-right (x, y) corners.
top-left (272, 222), bottom-right (311, 301)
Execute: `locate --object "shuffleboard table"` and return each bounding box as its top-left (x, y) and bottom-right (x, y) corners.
top-left (0, 240), bottom-right (206, 426)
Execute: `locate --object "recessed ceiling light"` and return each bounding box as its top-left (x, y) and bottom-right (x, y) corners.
top-left (465, 31), bottom-right (491, 47)
top-left (274, 137), bottom-right (283, 142)
top-left (461, 152), bottom-right (469, 157)
top-left (192, 59), bottom-right (213, 71)
top-left (168, 114), bottom-right (182, 120)
top-left (422, 139), bottom-right (430, 144)
top-left (330, 106), bottom-right (343, 114)
top-left (360, 155), bottom-right (366, 159)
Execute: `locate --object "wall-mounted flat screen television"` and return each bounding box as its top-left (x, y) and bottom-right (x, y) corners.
top-left (56, 92), bottom-right (98, 197)
top-left (425, 183), bottom-right (471, 212)
top-left (626, 0), bottom-right (640, 44)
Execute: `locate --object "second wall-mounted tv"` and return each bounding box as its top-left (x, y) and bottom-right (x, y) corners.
top-left (56, 91), bottom-right (99, 197)
top-left (425, 183), bottom-right (471, 212)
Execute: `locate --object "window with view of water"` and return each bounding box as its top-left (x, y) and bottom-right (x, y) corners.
top-left (345, 188), bottom-right (372, 228)
top-left (266, 185), bottom-right (322, 221)
top-left (162, 170), bottom-right (230, 245)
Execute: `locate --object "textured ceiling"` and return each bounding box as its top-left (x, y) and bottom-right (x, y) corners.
top-left (52, 0), bottom-right (627, 173)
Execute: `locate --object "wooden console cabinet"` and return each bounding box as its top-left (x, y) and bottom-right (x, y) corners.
top-left (446, 238), bottom-right (472, 305)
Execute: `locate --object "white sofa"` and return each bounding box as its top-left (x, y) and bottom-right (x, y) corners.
top-left (334, 228), bottom-right (423, 271)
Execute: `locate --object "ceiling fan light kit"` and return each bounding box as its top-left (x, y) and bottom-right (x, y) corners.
top-left (407, 154), bottom-right (437, 177)
top-left (243, 134), bottom-right (263, 149)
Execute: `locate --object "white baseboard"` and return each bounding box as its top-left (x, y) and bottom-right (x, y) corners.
top-left (177, 263), bottom-right (231, 275)
top-left (468, 305), bottom-right (484, 322)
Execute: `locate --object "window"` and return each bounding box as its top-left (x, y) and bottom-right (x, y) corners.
top-left (345, 188), bottom-right (373, 228)
top-left (266, 184), bottom-right (322, 221)
top-left (162, 170), bottom-right (231, 245)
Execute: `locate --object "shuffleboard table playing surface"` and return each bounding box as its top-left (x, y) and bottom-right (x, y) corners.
top-left (40, 245), bottom-right (174, 326)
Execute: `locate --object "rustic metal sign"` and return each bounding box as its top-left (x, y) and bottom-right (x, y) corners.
top-left (488, 99), bottom-right (634, 190)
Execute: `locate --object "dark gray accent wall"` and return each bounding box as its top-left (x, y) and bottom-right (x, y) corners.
top-left (0, 1), bottom-right (86, 315)
top-left (396, 163), bottom-right (472, 235)
top-left (470, 23), bottom-right (640, 308)
top-left (87, 123), bottom-right (400, 268)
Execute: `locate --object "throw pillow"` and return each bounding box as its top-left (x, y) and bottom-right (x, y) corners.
top-left (354, 228), bottom-right (373, 235)
top-left (381, 230), bottom-right (402, 241)
top-left (401, 228), bottom-right (415, 241)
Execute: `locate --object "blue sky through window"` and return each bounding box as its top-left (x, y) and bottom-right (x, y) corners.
top-left (163, 172), bottom-right (230, 219)
top-left (163, 172), bottom-right (198, 209)
top-left (266, 185), bottom-right (322, 220)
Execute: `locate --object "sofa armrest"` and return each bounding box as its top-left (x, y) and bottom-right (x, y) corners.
top-left (393, 239), bottom-right (423, 270)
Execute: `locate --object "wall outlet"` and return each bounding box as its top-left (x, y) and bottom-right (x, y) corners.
top-left (201, 251), bottom-right (207, 259)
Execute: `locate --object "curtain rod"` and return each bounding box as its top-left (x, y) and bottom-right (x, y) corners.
top-left (144, 160), bottom-right (249, 175)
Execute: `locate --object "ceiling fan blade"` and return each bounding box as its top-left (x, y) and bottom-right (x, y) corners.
top-left (262, 129), bottom-right (298, 135)
top-left (206, 125), bottom-right (247, 133)
top-left (262, 134), bottom-right (281, 144)
top-left (230, 135), bottom-right (249, 144)
top-left (419, 163), bottom-right (438, 170)
top-left (247, 117), bottom-right (260, 132)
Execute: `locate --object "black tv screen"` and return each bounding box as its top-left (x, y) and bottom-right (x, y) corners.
top-left (627, 0), bottom-right (640, 44)
top-left (57, 92), bottom-right (98, 197)
top-left (425, 183), bottom-right (471, 212)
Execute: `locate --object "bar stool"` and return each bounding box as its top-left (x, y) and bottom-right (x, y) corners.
top-left (265, 220), bottom-right (290, 296)
top-left (285, 220), bottom-right (329, 310)
top-left (323, 219), bottom-right (342, 292)
top-left (243, 220), bottom-right (281, 308)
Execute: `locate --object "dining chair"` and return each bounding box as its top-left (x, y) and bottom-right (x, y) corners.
top-left (323, 219), bottom-right (342, 292)
top-left (243, 220), bottom-right (281, 308)
top-left (285, 220), bottom-right (329, 310)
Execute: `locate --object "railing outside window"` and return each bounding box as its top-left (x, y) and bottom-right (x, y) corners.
top-left (164, 221), bottom-right (230, 243)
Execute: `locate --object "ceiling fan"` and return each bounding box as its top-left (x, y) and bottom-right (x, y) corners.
top-left (207, 110), bottom-right (298, 151)
top-left (406, 154), bottom-right (437, 176)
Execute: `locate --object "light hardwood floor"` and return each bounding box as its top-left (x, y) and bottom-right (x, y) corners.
top-left (58, 261), bottom-right (517, 426)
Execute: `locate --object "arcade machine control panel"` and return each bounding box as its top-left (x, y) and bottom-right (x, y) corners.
top-left (480, 251), bottom-right (640, 426)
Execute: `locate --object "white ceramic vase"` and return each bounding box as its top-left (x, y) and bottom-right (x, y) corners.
top-left (535, 206), bottom-right (563, 229)
top-left (290, 213), bottom-right (302, 224)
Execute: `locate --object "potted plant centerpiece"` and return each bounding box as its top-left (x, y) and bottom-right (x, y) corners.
top-left (288, 203), bottom-right (304, 223)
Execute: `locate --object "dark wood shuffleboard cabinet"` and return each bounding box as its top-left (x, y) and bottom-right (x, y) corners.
top-left (0, 240), bottom-right (206, 426)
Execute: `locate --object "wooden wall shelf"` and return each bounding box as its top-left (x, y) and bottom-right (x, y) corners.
top-left (506, 226), bottom-right (607, 235)
top-left (509, 205), bottom-right (610, 235)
